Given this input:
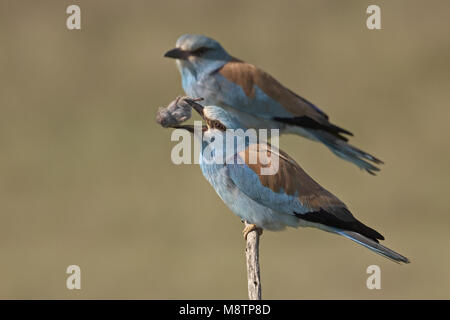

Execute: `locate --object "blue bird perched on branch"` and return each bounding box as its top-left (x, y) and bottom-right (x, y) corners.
top-left (158, 98), bottom-right (409, 264)
top-left (164, 34), bottom-right (384, 175)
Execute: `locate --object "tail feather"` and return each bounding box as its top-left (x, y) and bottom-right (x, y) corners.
top-left (339, 230), bottom-right (410, 264)
top-left (312, 131), bottom-right (383, 175)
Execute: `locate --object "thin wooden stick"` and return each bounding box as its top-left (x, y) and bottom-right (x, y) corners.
top-left (245, 222), bottom-right (262, 300)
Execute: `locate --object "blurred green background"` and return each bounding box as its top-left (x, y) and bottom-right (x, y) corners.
top-left (0, 0), bottom-right (449, 299)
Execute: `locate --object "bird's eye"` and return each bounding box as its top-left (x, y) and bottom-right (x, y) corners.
top-left (190, 47), bottom-right (211, 56)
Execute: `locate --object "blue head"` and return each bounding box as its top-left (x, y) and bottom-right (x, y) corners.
top-left (193, 105), bottom-right (248, 163)
top-left (164, 35), bottom-right (232, 80)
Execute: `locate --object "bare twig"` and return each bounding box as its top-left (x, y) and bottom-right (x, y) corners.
top-left (245, 222), bottom-right (262, 300)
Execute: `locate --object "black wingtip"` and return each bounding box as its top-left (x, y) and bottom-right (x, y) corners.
top-left (296, 208), bottom-right (384, 243)
top-left (329, 123), bottom-right (353, 137)
top-left (273, 116), bottom-right (352, 141)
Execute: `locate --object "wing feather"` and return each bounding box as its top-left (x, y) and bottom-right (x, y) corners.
top-left (227, 144), bottom-right (383, 241)
top-left (219, 59), bottom-right (329, 122)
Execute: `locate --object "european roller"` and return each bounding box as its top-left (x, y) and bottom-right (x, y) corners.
top-left (164, 34), bottom-right (383, 174)
top-left (170, 101), bottom-right (408, 263)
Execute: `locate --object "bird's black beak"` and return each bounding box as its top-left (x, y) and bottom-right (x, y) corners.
top-left (171, 124), bottom-right (195, 133)
top-left (164, 48), bottom-right (189, 60)
top-left (184, 98), bottom-right (205, 119)
top-left (172, 124), bottom-right (208, 133)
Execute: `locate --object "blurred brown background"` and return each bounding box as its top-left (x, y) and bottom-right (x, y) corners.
top-left (0, 0), bottom-right (449, 299)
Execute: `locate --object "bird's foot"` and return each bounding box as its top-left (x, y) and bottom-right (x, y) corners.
top-left (243, 224), bottom-right (263, 240)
